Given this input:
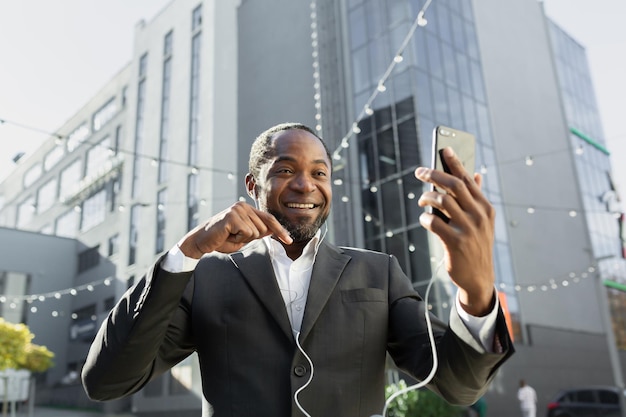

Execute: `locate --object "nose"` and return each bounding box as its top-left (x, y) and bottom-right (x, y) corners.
top-left (291, 173), bottom-right (316, 193)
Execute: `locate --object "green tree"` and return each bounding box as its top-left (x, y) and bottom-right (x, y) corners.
top-left (0, 318), bottom-right (54, 372)
top-left (385, 379), bottom-right (465, 417)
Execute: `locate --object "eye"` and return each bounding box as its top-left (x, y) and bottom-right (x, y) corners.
top-left (315, 170), bottom-right (328, 177)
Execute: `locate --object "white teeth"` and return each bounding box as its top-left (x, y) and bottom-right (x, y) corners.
top-left (287, 203), bottom-right (315, 209)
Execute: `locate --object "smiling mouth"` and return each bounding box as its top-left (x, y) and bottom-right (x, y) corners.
top-left (286, 203), bottom-right (318, 209)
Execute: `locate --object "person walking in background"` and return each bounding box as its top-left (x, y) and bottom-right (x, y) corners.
top-left (518, 379), bottom-right (537, 417)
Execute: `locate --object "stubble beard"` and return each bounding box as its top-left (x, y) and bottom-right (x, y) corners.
top-left (268, 208), bottom-right (328, 244)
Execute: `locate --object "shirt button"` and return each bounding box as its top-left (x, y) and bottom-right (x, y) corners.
top-left (295, 305), bottom-right (303, 311)
top-left (294, 365), bottom-right (307, 377)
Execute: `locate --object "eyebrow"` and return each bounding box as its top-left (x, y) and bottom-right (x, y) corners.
top-left (275, 156), bottom-right (330, 168)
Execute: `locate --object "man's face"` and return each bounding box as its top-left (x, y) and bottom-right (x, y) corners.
top-left (255, 129), bottom-right (332, 244)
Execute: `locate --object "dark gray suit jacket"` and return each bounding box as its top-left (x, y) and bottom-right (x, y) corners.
top-left (82, 239), bottom-right (513, 417)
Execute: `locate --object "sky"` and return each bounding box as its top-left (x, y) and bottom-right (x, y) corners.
top-left (0, 0), bottom-right (625, 199)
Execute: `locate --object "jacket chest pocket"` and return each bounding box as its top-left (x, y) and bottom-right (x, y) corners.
top-left (341, 287), bottom-right (386, 303)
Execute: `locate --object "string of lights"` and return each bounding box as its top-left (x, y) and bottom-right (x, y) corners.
top-left (0, 262), bottom-right (608, 321)
top-left (0, 116), bottom-right (236, 177)
top-left (0, 277), bottom-right (113, 318)
top-left (2, 111), bottom-right (599, 181)
top-left (1, 0), bottom-right (623, 321)
top-left (329, 0), bottom-right (433, 162)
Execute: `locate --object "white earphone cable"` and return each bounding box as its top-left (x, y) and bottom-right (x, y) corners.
top-left (294, 331), bottom-right (315, 417)
top-left (378, 256), bottom-right (446, 417)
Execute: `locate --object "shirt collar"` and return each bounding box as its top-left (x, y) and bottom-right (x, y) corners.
top-left (263, 229), bottom-right (322, 263)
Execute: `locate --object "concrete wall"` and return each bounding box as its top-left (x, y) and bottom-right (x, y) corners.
top-left (0, 227), bottom-right (77, 383)
top-left (237, 0), bottom-right (318, 197)
top-left (473, 0), bottom-right (603, 333)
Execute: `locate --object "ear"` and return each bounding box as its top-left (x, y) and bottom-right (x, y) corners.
top-left (245, 173), bottom-right (257, 200)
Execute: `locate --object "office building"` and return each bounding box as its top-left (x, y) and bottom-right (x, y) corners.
top-left (0, 0), bottom-right (624, 415)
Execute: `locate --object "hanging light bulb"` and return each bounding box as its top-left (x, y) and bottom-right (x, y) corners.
top-left (417, 11), bottom-right (428, 27)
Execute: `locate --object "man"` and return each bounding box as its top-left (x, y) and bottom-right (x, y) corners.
top-left (82, 123), bottom-right (513, 416)
top-left (518, 379), bottom-right (538, 417)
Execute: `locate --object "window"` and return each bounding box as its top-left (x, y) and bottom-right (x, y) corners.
top-left (44, 145), bottom-right (65, 171)
top-left (23, 164), bottom-right (42, 188)
top-left (69, 304), bottom-right (97, 342)
top-left (192, 4), bottom-right (202, 31)
top-left (59, 159), bottom-right (82, 200)
top-left (81, 188), bottom-right (107, 232)
top-left (132, 56), bottom-right (147, 198)
top-left (78, 246), bottom-right (100, 273)
top-left (16, 196), bottom-right (35, 229)
top-left (67, 123), bottom-right (90, 152)
top-left (188, 31), bottom-right (202, 167)
top-left (129, 204), bottom-right (140, 265)
top-left (156, 189), bottom-right (167, 253)
top-left (187, 174), bottom-right (199, 230)
top-left (598, 390), bottom-right (619, 405)
top-left (114, 125), bottom-right (122, 155)
top-left (92, 97), bottom-right (117, 132)
top-left (108, 234), bottom-right (119, 257)
top-left (55, 209), bottom-right (79, 238)
top-left (164, 30), bottom-right (173, 56)
top-left (575, 390), bottom-right (595, 403)
top-left (159, 32), bottom-right (173, 183)
top-left (85, 136), bottom-right (111, 178)
top-left (70, 303), bottom-right (96, 321)
top-left (37, 178), bottom-right (57, 213)
top-left (108, 178), bottom-right (120, 212)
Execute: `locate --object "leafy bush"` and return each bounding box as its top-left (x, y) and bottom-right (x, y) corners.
top-left (385, 379), bottom-right (465, 417)
top-left (0, 318), bottom-right (54, 372)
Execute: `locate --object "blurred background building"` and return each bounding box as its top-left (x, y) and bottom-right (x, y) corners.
top-left (0, 0), bottom-right (624, 415)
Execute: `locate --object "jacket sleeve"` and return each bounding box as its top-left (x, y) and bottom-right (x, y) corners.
top-left (386, 255), bottom-right (514, 406)
top-left (81, 255), bottom-right (197, 401)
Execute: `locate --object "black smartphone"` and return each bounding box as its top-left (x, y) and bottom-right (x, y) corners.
top-left (430, 125), bottom-right (476, 222)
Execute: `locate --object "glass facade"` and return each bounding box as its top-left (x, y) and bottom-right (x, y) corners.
top-left (346, 0), bottom-right (521, 337)
top-left (548, 21), bottom-right (626, 348)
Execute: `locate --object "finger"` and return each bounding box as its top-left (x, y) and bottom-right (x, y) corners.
top-left (418, 210), bottom-right (458, 241)
top-left (440, 147), bottom-right (489, 203)
top-left (418, 190), bottom-right (470, 229)
top-left (474, 173), bottom-right (483, 189)
top-left (254, 210), bottom-right (293, 245)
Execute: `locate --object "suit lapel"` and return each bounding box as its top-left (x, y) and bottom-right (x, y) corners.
top-left (299, 241), bottom-right (351, 341)
top-left (230, 240), bottom-right (294, 342)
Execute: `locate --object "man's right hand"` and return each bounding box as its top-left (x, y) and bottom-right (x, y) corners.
top-left (177, 202), bottom-right (292, 259)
